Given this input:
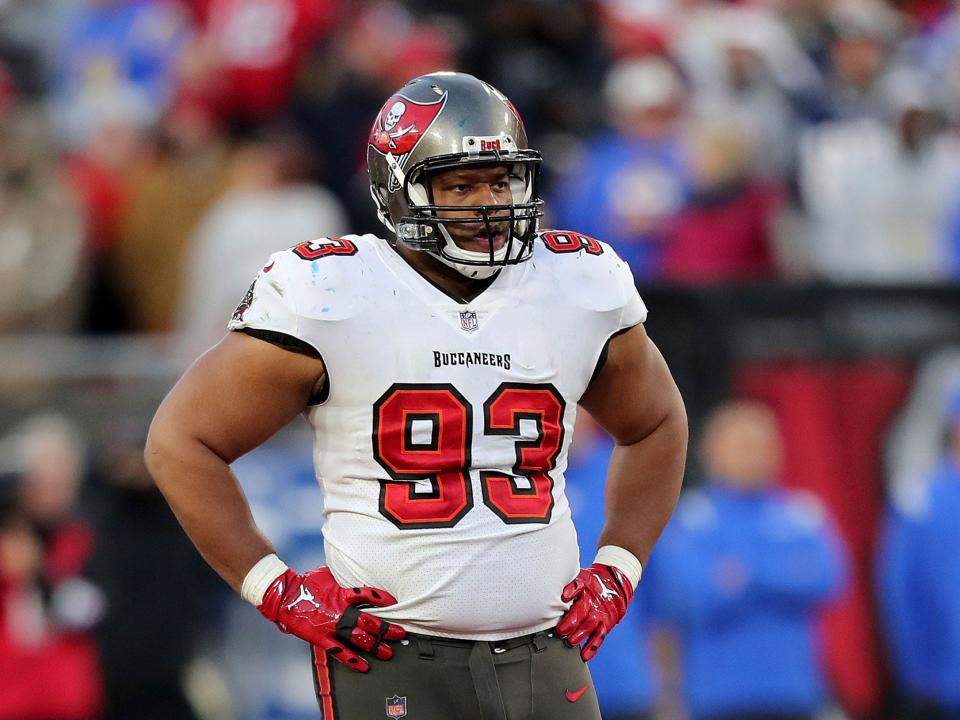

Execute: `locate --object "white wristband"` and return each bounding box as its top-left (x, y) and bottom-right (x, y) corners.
top-left (241, 553), bottom-right (290, 607)
top-left (594, 545), bottom-right (642, 590)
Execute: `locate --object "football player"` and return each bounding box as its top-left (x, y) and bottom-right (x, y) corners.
top-left (145, 72), bottom-right (687, 719)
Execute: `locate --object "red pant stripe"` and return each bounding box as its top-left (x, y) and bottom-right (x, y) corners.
top-left (313, 647), bottom-right (336, 719)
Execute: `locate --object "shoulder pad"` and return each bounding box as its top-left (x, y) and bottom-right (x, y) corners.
top-left (278, 235), bottom-right (373, 321)
top-left (537, 230), bottom-right (640, 313)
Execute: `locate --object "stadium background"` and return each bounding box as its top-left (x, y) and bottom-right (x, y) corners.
top-left (1, 0), bottom-right (960, 718)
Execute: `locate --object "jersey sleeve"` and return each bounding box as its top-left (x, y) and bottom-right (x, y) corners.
top-left (615, 250), bottom-right (648, 331)
top-left (227, 250), bottom-right (305, 343)
top-left (227, 236), bottom-right (370, 354)
top-left (541, 230), bottom-right (648, 329)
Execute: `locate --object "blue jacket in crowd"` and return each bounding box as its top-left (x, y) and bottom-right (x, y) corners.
top-left (878, 457), bottom-right (960, 711)
top-left (53, 0), bottom-right (188, 145)
top-left (646, 484), bottom-right (848, 720)
top-left (549, 132), bottom-right (692, 279)
top-left (565, 436), bottom-right (657, 718)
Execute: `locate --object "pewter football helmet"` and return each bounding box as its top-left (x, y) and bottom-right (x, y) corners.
top-left (367, 72), bottom-right (543, 279)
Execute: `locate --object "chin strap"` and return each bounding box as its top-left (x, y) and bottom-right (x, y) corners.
top-left (433, 257), bottom-right (501, 280)
top-left (429, 223), bottom-right (506, 280)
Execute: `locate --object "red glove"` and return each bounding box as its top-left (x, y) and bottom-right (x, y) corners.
top-left (257, 566), bottom-right (406, 672)
top-left (556, 563), bottom-right (634, 662)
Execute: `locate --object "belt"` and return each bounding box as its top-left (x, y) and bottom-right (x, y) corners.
top-left (405, 628), bottom-right (552, 653)
top-left (404, 629), bottom-right (554, 720)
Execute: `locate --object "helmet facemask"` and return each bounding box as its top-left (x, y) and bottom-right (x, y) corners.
top-left (394, 153), bottom-right (543, 279)
top-left (367, 73), bottom-right (545, 280)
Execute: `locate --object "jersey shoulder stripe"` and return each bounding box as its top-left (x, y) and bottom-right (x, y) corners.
top-left (534, 229), bottom-right (647, 323)
top-left (279, 234), bottom-right (379, 321)
top-left (228, 234), bottom-right (381, 341)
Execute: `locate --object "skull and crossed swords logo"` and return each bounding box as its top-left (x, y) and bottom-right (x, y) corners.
top-left (369, 92), bottom-right (446, 159)
top-left (380, 101), bottom-right (415, 150)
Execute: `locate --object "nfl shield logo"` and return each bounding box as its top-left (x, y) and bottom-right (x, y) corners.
top-left (385, 695), bottom-right (407, 718)
top-left (459, 310), bottom-right (479, 333)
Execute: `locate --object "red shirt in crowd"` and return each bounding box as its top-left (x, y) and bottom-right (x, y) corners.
top-left (0, 521), bottom-right (101, 720)
top-left (662, 181), bottom-right (782, 284)
top-left (185, 0), bottom-right (340, 120)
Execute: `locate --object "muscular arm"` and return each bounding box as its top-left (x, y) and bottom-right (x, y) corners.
top-left (578, 324), bottom-right (687, 565)
top-left (144, 331), bottom-right (326, 592)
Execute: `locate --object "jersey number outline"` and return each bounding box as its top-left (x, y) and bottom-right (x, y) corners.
top-left (292, 237), bottom-right (358, 260)
top-left (541, 230), bottom-right (604, 256)
top-left (372, 382), bottom-right (565, 529)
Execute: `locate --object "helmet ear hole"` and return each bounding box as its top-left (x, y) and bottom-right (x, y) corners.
top-left (408, 181), bottom-right (431, 209)
top-left (370, 184), bottom-right (395, 232)
top-left (509, 175), bottom-right (527, 204)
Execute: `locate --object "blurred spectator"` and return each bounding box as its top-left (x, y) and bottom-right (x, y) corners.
top-left (947, 186), bottom-right (960, 279)
top-left (181, 0), bottom-right (341, 125)
top-left (798, 65), bottom-right (960, 282)
top-left (673, 2), bottom-right (822, 100)
top-left (661, 120), bottom-right (784, 284)
top-left (290, 2), bottom-right (461, 230)
top-left (549, 55), bottom-right (692, 279)
top-left (0, 74), bottom-right (88, 332)
top-left (462, 0), bottom-right (610, 139)
top-left (51, 0), bottom-right (194, 332)
top-left (49, 0), bottom-right (192, 150)
top-left (0, 0), bottom-right (73, 97)
top-left (63, 109), bottom-right (146, 334)
top-left (886, 350), bottom-right (960, 501)
top-left (898, 0), bottom-right (954, 30)
top-left (113, 94), bottom-right (232, 332)
top-left (593, 0), bottom-right (674, 58)
top-left (673, 2), bottom-right (822, 175)
top-left (566, 413), bottom-right (657, 720)
top-left (0, 63), bottom-right (11, 115)
top-left (647, 400), bottom-right (848, 720)
top-left (174, 125), bottom-right (347, 358)
top-left (877, 385), bottom-right (960, 719)
top-left (12, 413), bottom-right (103, 632)
top-left (820, 0), bottom-right (903, 122)
top-left (0, 413), bottom-right (103, 720)
top-left (918, 2), bottom-right (960, 121)
top-left (86, 419), bottom-right (221, 720)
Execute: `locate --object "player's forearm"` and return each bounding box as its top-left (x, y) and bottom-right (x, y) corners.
top-left (144, 430), bottom-right (275, 593)
top-left (597, 405), bottom-right (687, 565)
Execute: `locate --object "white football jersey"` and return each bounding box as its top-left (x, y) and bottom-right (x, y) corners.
top-left (228, 231), bottom-right (647, 640)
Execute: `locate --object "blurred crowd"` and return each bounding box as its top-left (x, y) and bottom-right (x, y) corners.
top-left (4, 0), bottom-right (960, 719)
top-left (569, 392), bottom-right (960, 720)
top-left (2, 0), bottom-right (960, 341)
top-left (0, 411), bottom-right (221, 719)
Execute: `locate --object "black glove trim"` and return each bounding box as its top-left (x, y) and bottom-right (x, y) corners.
top-left (336, 605), bottom-right (361, 643)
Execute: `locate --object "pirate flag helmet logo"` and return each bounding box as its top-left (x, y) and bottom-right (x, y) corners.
top-left (370, 92), bottom-right (446, 163)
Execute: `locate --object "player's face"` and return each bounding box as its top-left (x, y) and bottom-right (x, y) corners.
top-left (429, 165), bottom-right (513, 254)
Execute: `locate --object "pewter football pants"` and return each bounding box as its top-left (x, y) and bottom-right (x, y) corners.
top-left (311, 629), bottom-right (602, 719)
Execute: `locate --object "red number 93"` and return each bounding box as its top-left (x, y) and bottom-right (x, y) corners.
top-left (372, 383), bottom-right (566, 529)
